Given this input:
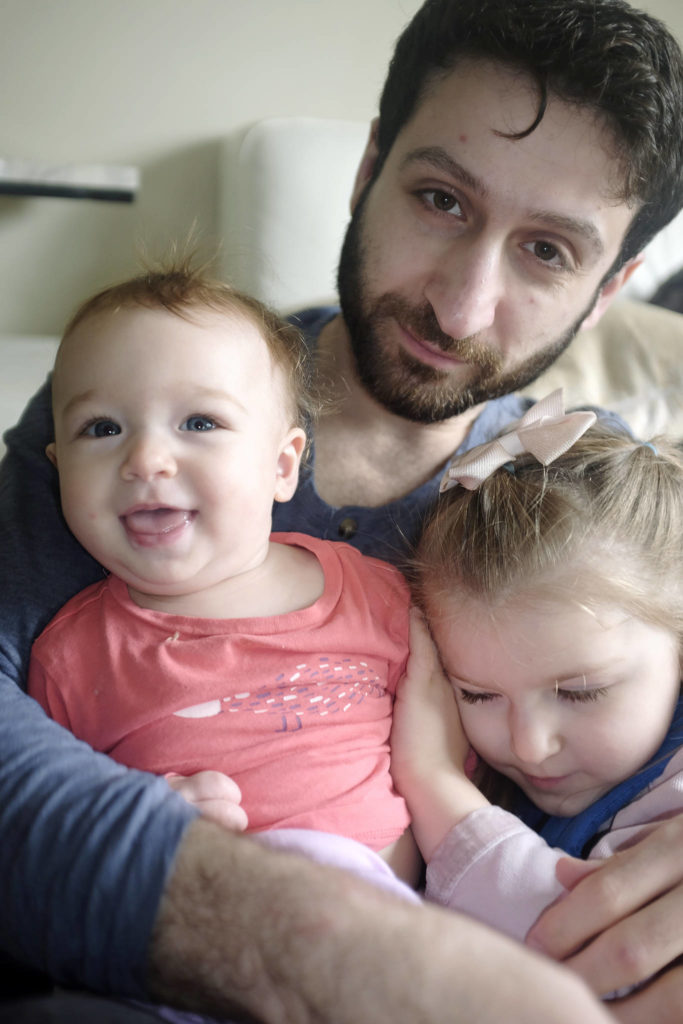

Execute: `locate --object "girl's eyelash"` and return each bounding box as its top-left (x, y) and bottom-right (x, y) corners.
top-left (458, 686), bottom-right (610, 706)
top-left (557, 686), bottom-right (609, 704)
top-left (458, 689), bottom-right (496, 705)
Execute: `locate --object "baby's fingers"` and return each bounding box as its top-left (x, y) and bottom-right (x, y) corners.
top-left (166, 770), bottom-right (248, 831)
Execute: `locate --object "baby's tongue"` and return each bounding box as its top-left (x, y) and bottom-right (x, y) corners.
top-left (125, 508), bottom-right (189, 535)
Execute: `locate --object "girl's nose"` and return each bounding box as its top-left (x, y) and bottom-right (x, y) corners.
top-left (508, 704), bottom-right (562, 766)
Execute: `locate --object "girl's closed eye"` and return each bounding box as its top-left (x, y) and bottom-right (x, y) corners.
top-left (556, 686), bottom-right (610, 704)
top-left (457, 688), bottom-right (498, 705)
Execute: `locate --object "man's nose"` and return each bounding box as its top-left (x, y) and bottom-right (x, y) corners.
top-left (120, 433), bottom-right (177, 481)
top-left (508, 703), bottom-right (562, 766)
top-left (423, 236), bottom-right (502, 340)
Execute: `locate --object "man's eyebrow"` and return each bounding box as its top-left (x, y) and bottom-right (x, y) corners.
top-left (402, 145), bottom-right (605, 257)
top-left (401, 146), bottom-right (486, 196)
top-left (524, 208), bottom-right (604, 258)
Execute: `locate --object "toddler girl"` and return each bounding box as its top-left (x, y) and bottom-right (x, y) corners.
top-left (393, 390), bottom-right (683, 991)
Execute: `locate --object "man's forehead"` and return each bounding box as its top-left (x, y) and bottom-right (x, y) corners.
top-left (403, 58), bottom-right (631, 203)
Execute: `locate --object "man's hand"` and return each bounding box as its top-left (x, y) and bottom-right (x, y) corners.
top-left (166, 770), bottom-right (248, 831)
top-left (527, 815), bottom-right (683, 1018)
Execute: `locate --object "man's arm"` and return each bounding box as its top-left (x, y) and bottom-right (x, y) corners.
top-left (148, 818), bottom-right (616, 1024)
top-left (0, 381), bottom-right (198, 993)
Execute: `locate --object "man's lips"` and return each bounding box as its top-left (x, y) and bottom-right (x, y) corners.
top-left (120, 506), bottom-right (195, 547)
top-left (398, 324), bottom-right (468, 371)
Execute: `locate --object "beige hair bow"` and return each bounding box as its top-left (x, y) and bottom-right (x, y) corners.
top-left (440, 389), bottom-right (597, 493)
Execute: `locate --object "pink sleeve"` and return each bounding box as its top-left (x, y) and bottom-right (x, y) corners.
top-left (427, 752), bottom-right (683, 943)
top-left (425, 805), bottom-right (566, 941)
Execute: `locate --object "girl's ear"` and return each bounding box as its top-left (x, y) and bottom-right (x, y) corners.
top-left (45, 442), bottom-right (58, 467)
top-left (274, 427), bottom-right (307, 503)
top-left (350, 119), bottom-right (380, 213)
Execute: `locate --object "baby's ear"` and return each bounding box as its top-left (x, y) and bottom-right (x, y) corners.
top-left (274, 427), bottom-right (307, 503)
top-left (45, 442), bottom-right (58, 467)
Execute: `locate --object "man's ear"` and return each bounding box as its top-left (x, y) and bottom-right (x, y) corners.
top-left (350, 118), bottom-right (380, 213)
top-left (45, 442), bottom-right (58, 467)
top-left (274, 427), bottom-right (307, 503)
top-left (580, 255), bottom-right (645, 330)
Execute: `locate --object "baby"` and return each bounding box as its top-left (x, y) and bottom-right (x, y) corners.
top-left (28, 259), bottom-right (419, 894)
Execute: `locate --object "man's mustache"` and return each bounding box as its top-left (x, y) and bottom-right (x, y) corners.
top-left (370, 294), bottom-right (503, 372)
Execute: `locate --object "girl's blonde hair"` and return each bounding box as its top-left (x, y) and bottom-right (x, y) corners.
top-left (415, 421), bottom-right (683, 639)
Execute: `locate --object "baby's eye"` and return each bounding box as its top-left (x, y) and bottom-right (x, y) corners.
top-left (181, 415), bottom-right (216, 432)
top-left (82, 419), bottom-right (121, 438)
top-left (457, 689), bottom-right (497, 705)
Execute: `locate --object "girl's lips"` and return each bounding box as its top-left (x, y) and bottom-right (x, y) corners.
top-left (120, 507), bottom-right (195, 547)
top-left (522, 773), bottom-right (570, 791)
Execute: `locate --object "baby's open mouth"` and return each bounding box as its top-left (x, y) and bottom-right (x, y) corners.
top-left (120, 507), bottom-right (196, 546)
top-left (122, 507), bottom-right (193, 534)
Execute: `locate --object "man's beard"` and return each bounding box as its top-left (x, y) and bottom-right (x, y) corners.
top-left (336, 193), bottom-right (598, 424)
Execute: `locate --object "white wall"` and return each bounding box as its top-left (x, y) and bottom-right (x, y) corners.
top-left (0, 0), bottom-right (680, 336)
top-left (0, 0), bottom-right (421, 335)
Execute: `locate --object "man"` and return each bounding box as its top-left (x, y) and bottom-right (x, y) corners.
top-left (2, 2), bottom-right (682, 1022)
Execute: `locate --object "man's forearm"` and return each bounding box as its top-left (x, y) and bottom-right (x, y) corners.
top-left (148, 819), bottom-right (616, 1024)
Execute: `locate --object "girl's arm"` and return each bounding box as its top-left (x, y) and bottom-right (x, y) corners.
top-left (391, 609), bottom-right (489, 861)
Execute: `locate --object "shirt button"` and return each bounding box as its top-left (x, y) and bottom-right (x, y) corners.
top-left (337, 516), bottom-right (358, 540)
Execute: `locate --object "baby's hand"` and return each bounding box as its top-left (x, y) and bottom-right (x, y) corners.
top-left (391, 609), bottom-right (488, 861)
top-left (166, 770), bottom-right (248, 832)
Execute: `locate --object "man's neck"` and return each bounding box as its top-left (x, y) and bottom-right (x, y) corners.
top-left (312, 315), bottom-right (483, 508)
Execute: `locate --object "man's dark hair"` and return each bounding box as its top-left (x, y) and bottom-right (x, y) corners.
top-left (377, 0), bottom-right (683, 274)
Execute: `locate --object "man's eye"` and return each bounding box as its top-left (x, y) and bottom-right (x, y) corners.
top-left (182, 415), bottom-right (216, 432)
top-left (82, 420), bottom-right (120, 438)
top-left (421, 189), bottom-right (462, 215)
top-left (524, 240), bottom-right (565, 267)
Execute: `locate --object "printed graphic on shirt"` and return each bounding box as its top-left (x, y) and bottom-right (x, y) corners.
top-left (173, 655), bottom-right (387, 733)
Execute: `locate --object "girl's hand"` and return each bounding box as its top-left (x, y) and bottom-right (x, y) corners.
top-left (166, 770), bottom-right (249, 832)
top-left (392, 608), bottom-right (470, 789)
top-left (391, 609), bottom-right (488, 860)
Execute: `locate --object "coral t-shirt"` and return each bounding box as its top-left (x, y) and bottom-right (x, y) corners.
top-left (28, 532), bottom-right (411, 850)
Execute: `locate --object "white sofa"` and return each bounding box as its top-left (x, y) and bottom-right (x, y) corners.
top-left (2, 116), bottom-right (681, 456)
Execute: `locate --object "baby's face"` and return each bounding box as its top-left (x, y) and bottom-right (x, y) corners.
top-left (427, 589), bottom-right (680, 816)
top-left (48, 305), bottom-right (304, 602)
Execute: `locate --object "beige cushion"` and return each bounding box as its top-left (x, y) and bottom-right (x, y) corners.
top-left (521, 299), bottom-right (683, 440)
